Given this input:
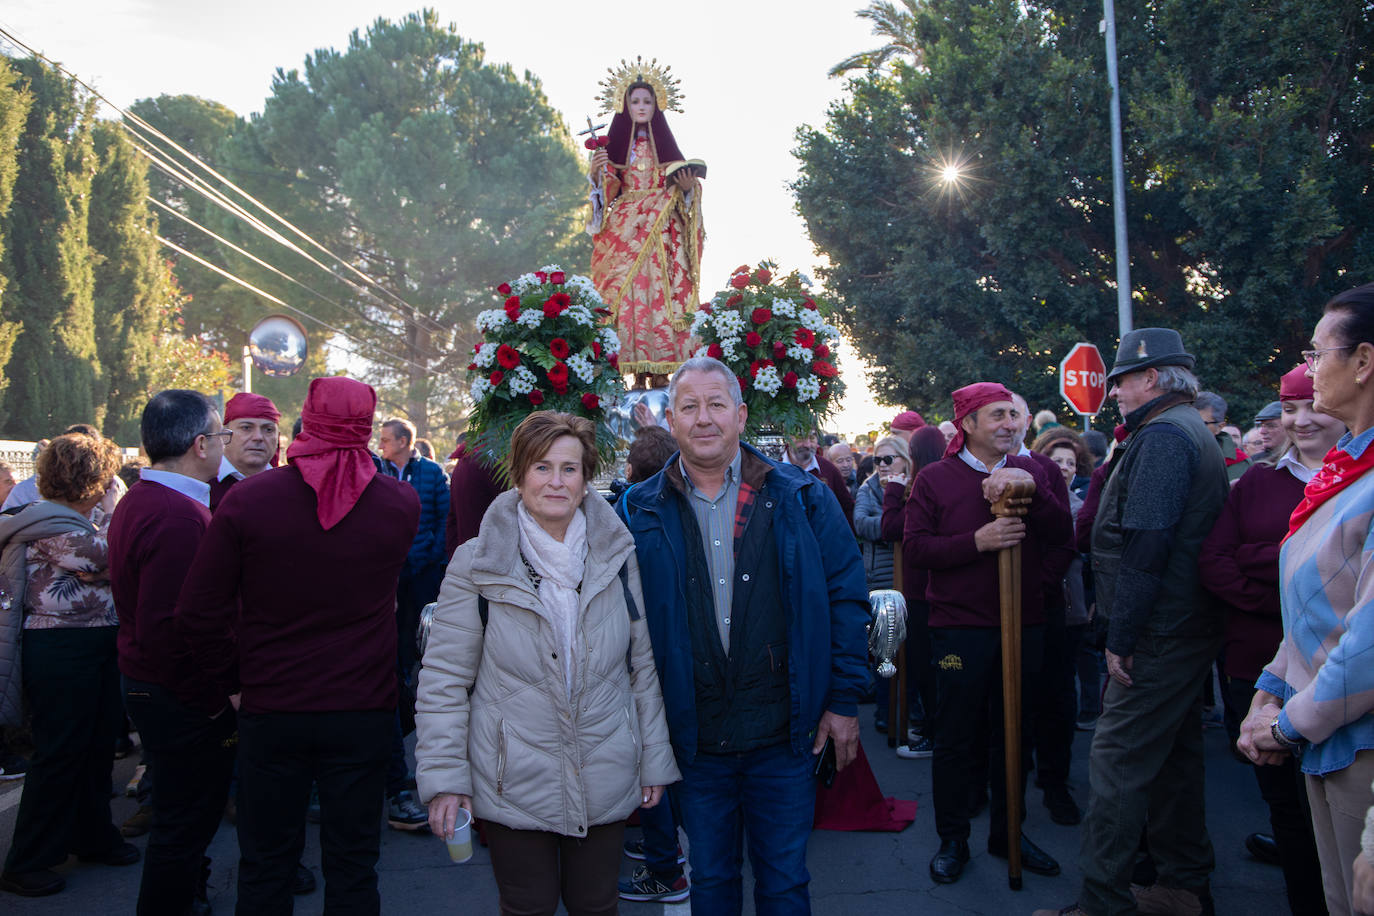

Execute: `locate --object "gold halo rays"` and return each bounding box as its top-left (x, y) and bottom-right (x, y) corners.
top-left (598, 57), bottom-right (684, 115)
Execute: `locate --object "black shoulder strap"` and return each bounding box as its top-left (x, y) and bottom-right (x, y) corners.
top-left (478, 594), bottom-right (489, 628)
top-left (619, 561), bottom-right (639, 621)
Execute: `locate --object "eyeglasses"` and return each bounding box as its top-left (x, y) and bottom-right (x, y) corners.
top-left (201, 430), bottom-right (233, 442)
top-left (1201, 417), bottom-right (1224, 428)
top-left (874, 454), bottom-right (902, 466)
top-left (1302, 346), bottom-right (1354, 369)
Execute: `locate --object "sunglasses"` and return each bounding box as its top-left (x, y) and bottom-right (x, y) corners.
top-left (874, 454), bottom-right (903, 466)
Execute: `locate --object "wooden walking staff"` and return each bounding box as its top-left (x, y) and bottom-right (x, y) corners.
top-left (986, 468), bottom-right (1037, 890)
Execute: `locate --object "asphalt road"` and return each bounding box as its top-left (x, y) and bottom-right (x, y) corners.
top-left (0, 711), bottom-right (1289, 914)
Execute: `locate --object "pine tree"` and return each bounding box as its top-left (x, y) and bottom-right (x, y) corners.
top-left (0, 59), bottom-right (31, 412)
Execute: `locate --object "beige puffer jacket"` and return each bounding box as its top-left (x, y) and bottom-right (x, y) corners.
top-left (415, 488), bottom-right (679, 837)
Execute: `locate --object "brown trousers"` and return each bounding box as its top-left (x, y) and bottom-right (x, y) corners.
top-left (485, 820), bottom-right (627, 916)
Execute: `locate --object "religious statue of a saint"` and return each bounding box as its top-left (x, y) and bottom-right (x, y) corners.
top-left (586, 58), bottom-right (704, 388)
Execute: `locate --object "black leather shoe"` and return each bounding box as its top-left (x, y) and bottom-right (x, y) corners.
top-left (988, 833), bottom-right (1061, 876)
top-left (78, 840), bottom-right (141, 866)
top-left (930, 838), bottom-right (970, 884)
top-left (1245, 832), bottom-right (1281, 866)
top-left (1042, 785), bottom-right (1083, 826)
top-left (0, 868), bottom-right (65, 896)
top-left (292, 863), bottom-right (317, 895)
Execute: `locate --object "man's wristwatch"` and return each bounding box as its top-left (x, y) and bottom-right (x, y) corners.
top-left (1270, 717), bottom-right (1305, 753)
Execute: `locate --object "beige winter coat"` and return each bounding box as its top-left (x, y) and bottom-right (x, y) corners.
top-left (415, 488), bottom-right (679, 837)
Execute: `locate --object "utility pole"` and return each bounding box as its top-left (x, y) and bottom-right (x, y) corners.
top-left (1103, 0), bottom-right (1132, 337)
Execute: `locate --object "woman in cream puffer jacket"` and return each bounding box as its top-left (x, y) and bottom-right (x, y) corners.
top-left (415, 420), bottom-right (679, 911)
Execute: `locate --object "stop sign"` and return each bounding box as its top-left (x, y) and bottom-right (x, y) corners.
top-left (1059, 343), bottom-right (1107, 415)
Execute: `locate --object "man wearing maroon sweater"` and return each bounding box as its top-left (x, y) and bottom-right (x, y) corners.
top-left (111, 389), bottom-right (231, 915)
top-left (176, 377), bottom-right (420, 915)
top-left (209, 393), bottom-right (280, 511)
top-left (904, 382), bottom-right (1073, 885)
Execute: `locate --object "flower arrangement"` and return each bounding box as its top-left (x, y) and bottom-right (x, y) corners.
top-left (465, 264), bottom-right (627, 472)
top-left (690, 262), bottom-right (845, 437)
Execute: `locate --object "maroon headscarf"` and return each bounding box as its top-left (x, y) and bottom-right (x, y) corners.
top-left (605, 82), bottom-right (687, 170)
top-left (943, 382), bottom-right (1015, 458)
top-left (285, 377), bottom-right (378, 530)
top-left (224, 392), bottom-right (283, 467)
top-left (1279, 364), bottom-right (1314, 401)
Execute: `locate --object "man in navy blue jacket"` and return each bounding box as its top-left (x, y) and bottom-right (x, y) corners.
top-left (622, 356), bottom-right (869, 915)
top-left (377, 417), bottom-right (449, 829)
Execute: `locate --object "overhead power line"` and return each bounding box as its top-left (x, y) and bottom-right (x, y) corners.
top-left (0, 23), bottom-right (452, 340)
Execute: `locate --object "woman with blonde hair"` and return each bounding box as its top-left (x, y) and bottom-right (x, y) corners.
top-left (417, 411), bottom-right (678, 915)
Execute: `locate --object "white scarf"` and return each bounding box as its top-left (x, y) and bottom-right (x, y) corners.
top-left (516, 499), bottom-right (588, 697)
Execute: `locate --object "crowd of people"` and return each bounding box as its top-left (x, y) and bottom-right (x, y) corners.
top-left (0, 283), bottom-right (1371, 916)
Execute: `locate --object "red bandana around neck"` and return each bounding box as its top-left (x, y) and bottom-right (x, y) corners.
top-left (1286, 443), bottom-right (1374, 540)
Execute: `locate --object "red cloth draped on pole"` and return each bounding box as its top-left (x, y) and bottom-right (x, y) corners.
top-left (285, 377), bottom-right (378, 530)
top-left (813, 743), bottom-right (917, 831)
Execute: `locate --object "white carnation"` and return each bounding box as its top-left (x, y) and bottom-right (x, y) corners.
top-left (753, 365), bottom-right (782, 397)
top-left (474, 342), bottom-right (498, 368)
top-left (796, 375), bottom-right (821, 402)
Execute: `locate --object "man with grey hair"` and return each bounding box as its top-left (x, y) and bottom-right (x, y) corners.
top-left (623, 356), bottom-right (869, 913)
top-left (826, 442), bottom-right (861, 499)
top-left (1195, 391), bottom-right (1252, 483)
top-left (1037, 329), bottom-right (1229, 916)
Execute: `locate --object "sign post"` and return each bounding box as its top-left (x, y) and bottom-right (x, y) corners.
top-left (1059, 343), bottom-right (1107, 430)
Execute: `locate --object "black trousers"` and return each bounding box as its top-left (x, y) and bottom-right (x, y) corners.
top-left (1225, 678), bottom-right (1328, 916)
top-left (236, 710), bottom-right (392, 916)
top-left (4, 626), bottom-right (122, 875)
top-left (1033, 616), bottom-right (1082, 789)
top-left (931, 625), bottom-right (1043, 843)
top-left (123, 676), bottom-right (237, 915)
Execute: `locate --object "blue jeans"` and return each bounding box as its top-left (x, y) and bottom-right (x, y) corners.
top-left (676, 741), bottom-right (814, 916)
top-left (639, 784), bottom-right (682, 877)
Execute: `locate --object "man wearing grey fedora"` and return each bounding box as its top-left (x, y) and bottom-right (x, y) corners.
top-left (1036, 328), bottom-right (1228, 916)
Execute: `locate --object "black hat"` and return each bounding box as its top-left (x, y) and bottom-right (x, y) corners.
top-left (1106, 328), bottom-right (1196, 383)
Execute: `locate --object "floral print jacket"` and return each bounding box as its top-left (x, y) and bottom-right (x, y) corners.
top-left (23, 511), bottom-right (115, 629)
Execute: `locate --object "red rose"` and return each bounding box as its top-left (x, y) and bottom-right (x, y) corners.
top-left (584, 137), bottom-right (597, 150)
top-left (701, 304), bottom-right (712, 314)
top-left (592, 341), bottom-right (603, 358)
top-left (794, 328), bottom-right (815, 347)
top-left (733, 264), bottom-right (750, 274)
top-left (547, 361), bottom-right (570, 385)
top-left (738, 375), bottom-right (748, 391)
top-left (552, 382), bottom-right (568, 395)
top-left (581, 392), bottom-right (600, 410)
top-left (543, 298), bottom-right (564, 318)
top-left (550, 338), bottom-right (570, 359)
top-left (755, 268), bottom-right (771, 284)
top-left (535, 271), bottom-right (547, 284)
top-left (773, 341), bottom-right (787, 359)
top-left (505, 294), bottom-right (521, 308)
top-left (731, 274), bottom-right (749, 289)
top-left (554, 292), bottom-right (571, 306)
top-left (812, 360), bottom-right (838, 378)
top-left (597, 136), bottom-right (610, 148)
top-left (707, 343), bottom-right (723, 359)
top-left (814, 344), bottom-right (830, 359)
top-left (497, 282), bottom-right (512, 294)
top-left (594, 307), bottom-right (612, 317)
top-left (803, 298), bottom-right (818, 310)
top-left (726, 294), bottom-right (742, 307)
top-left (466, 362), bottom-right (477, 370)
top-left (608, 353), bottom-right (619, 369)
top-left (489, 370), bottom-right (504, 385)
top-left (745, 331), bottom-right (762, 347)
top-left (551, 271), bottom-right (566, 285)
top-left (473, 343), bottom-right (482, 353)
top-left (749, 360), bottom-right (763, 379)
top-left (751, 308), bottom-right (772, 325)
top-left (819, 384), bottom-right (829, 398)
top-left (528, 389), bottom-right (545, 405)
top-left (496, 345), bottom-right (520, 369)
top-left (783, 371), bottom-right (798, 389)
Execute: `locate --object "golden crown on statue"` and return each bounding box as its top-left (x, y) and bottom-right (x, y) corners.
top-left (597, 56), bottom-right (683, 114)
